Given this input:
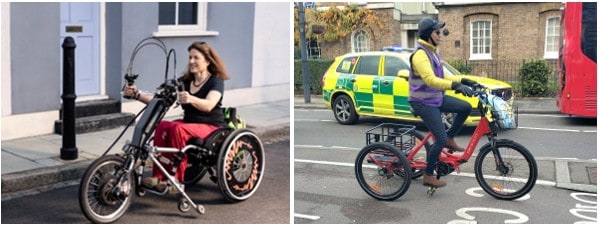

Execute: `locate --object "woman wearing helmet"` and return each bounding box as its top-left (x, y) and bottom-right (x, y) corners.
top-left (408, 17), bottom-right (478, 188)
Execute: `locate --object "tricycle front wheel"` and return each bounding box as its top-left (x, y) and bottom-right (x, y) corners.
top-left (474, 140), bottom-right (538, 200)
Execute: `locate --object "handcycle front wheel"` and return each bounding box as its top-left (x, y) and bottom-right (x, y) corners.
top-left (216, 129), bottom-right (265, 202)
top-left (474, 139), bottom-right (538, 200)
top-left (354, 142), bottom-right (412, 201)
top-left (79, 154), bottom-right (135, 224)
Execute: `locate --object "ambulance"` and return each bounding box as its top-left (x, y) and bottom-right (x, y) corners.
top-left (322, 49), bottom-right (514, 126)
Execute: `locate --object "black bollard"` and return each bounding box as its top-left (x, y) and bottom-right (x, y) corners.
top-left (60, 37), bottom-right (78, 160)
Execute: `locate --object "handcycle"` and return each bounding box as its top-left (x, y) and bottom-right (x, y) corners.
top-left (78, 38), bottom-right (265, 223)
top-left (354, 85), bottom-right (538, 201)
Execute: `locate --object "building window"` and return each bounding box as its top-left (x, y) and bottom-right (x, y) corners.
top-left (470, 20), bottom-right (492, 60)
top-left (153, 2), bottom-right (218, 37)
top-left (307, 38), bottom-right (321, 59)
top-left (352, 29), bottom-right (370, 53)
top-left (544, 16), bottom-right (560, 59)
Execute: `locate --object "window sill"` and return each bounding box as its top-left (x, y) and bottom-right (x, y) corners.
top-left (468, 56), bottom-right (493, 61)
top-left (544, 54), bottom-right (558, 59)
top-left (152, 30), bottom-right (219, 38)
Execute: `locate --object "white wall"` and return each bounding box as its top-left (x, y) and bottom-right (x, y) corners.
top-left (2, 2), bottom-right (11, 117)
top-left (252, 2), bottom-right (291, 87)
top-left (221, 2), bottom-right (291, 108)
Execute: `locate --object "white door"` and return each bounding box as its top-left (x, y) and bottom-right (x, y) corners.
top-left (60, 2), bottom-right (100, 96)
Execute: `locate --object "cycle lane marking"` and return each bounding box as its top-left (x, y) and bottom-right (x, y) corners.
top-left (294, 213), bottom-right (320, 220)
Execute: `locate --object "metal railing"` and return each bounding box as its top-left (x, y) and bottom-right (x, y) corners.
top-left (466, 59), bottom-right (558, 84)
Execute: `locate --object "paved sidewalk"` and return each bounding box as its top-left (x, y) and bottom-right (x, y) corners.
top-left (294, 95), bottom-right (597, 194)
top-left (1, 99), bottom-right (290, 200)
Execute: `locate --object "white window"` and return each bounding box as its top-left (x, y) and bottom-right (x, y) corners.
top-left (153, 2), bottom-right (218, 37)
top-left (544, 16), bottom-right (560, 59)
top-left (352, 29), bottom-right (370, 53)
top-left (470, 20), bottom-right (492, 60)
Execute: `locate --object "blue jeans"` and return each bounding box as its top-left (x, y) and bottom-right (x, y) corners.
top-left (409, 96), bottom-right (471, 175)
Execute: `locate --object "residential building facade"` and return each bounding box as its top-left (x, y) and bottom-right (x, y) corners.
top-left (434, 2), bottom-right (563, 82)
top-left (306, 2), bottom-right (562, 84)
top-left (307, 2), bottom-right (438, 59)
top-left (1, 2), bottom-right (290, 140)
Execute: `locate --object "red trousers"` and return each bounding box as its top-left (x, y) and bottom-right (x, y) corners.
top-left (152, 120), bottom-right (219, 182)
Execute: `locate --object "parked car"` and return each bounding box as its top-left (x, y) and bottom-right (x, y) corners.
top-left (321, 49), bottom-right (514, 126)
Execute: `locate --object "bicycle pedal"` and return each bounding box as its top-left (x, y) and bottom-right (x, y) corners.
top-left (443, 146), bottom-right (456, 153)
top-left (426, 187), bottom-right (436, 196)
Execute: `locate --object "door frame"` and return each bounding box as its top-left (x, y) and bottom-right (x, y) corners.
top-left (60, 2), bottom-right (107, 101)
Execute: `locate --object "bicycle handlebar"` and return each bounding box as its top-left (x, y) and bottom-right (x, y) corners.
top-left (453, 83), bottom-right (488, 97)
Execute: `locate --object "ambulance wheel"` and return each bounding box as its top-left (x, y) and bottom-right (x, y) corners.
top-left (333, 95), bottom-right (358, 125)
top-left (441, 112), bottom-right (456, 130)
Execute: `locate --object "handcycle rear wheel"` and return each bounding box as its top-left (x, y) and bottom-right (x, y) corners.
top-left (183, 165), bottom-right (208, 187)
top-left (216, 129), bottom-right (265, 202)
top-left (79, 154), bottom-right (134, 224)
top-left (474, 139), bottom-right (538, 200)
top-left (183, 128), bottom-right (232, 187)
top-left (354, 142), bottom-right (412, 201)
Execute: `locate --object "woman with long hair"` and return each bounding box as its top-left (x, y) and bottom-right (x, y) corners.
top-left (123, 41), bottom-right (230, 193)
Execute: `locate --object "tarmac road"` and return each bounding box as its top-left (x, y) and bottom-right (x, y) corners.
top-left (1, 140), bottom-right (290, 224)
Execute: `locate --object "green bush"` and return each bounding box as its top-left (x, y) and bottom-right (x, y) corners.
top-left (448, 59), bottom-right (472, 74)
top-left (518, 59), bottom-right (552, 96)
top-left (294, 59), bottom-right (334, 95)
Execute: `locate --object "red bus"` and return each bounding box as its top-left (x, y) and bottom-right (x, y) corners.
top-left (556, 2), bottom-right (597, 117)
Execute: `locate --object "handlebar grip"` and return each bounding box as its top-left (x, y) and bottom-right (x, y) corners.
top-left (123, 73), bottom-right (139, 99)
top-left (176, 79), bottom-right (184, 92)
top-left (124, 73), bottom-right (139, 86)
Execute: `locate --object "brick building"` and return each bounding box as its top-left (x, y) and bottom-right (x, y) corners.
top-left (317, 4), bottom-right (399, 59)
top-left (435, 2), bottom-right (563, 82)
top-left (310, 2), bottom-right (438, 59)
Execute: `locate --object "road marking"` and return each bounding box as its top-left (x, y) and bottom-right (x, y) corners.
top-left (295, 158), bottom-right (557, 187)
top-left (520, 113), bottom-right (565, 118)
top-left (449, 207), bottom-right (529, 224)
top-left (294, 213), bottom-right (320, 220)
top-left (295, 119), bottom-right (337, 122)
top-left (465, 187), bottom-right (530, 201)
top-left (295, 145), bottom-right (596, 163)
top-left (295, 145), bottom-right (357, 150)
top-left (295, 159), bottom-right (355, 167)
top-left (518, 126), bottom-right (595, 133)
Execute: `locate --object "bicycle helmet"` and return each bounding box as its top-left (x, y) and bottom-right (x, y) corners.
top-left (418, 17), bottom-right (446, 40)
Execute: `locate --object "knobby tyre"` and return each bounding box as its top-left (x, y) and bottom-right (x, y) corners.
top-left (217, 129), bottom-right (265, 202)
top-left (355, 142), bottom-right (412, 201)
top-left (474, 139), bottom-right (538, 200)
top-left (79, 154), bottom-right (134, 223)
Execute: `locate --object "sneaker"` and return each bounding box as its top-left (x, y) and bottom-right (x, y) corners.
top-left (142, 177), bottom-right (159, 189)
top-left (156, 181), bottom-right (180, 195)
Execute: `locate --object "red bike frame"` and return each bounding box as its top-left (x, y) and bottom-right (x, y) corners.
top-left (406, 116), bottom-right (492, 174)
